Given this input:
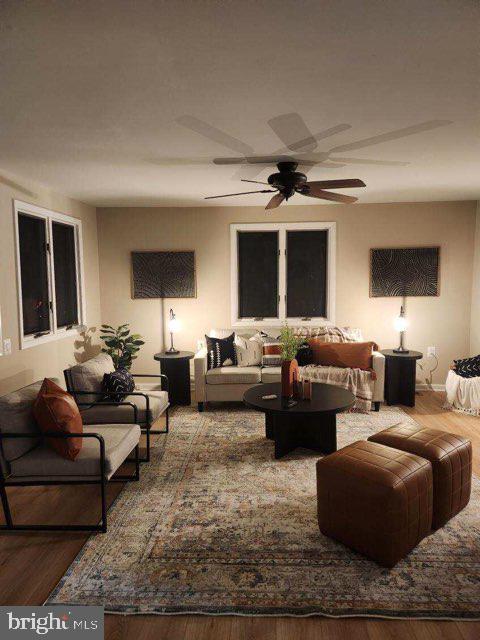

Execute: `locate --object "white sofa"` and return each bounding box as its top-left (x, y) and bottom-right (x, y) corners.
top-left (194, 328), bottom-right (385, 411)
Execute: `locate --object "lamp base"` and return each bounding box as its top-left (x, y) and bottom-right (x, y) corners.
top-left (393, 347), bottom-right (410, 354)
top-left (166, 347), bottom-right (180, 354)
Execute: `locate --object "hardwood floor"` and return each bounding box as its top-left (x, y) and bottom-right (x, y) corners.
top-left (1, 392), bottom-right (478, 639)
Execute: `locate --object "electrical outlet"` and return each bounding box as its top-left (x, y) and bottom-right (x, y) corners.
top-left (3, 338), bottom-right (12, 355)
top-left (427, 346), bottom-right (436, 357)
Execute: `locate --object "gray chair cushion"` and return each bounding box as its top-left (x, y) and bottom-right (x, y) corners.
top-left (206, 366), bottom-right (261, 385)
top-left (0, 379), bottom-right (61, 469)
top-left (261, 366), bottom-right (282, 383)
top-left (9, 424), bottom-right (141, 481)
top-left (67, 353), bottom-right (114, 404)
top-left (80, 391), bottom-right (169, 425)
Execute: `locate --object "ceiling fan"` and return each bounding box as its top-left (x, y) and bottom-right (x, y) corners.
top-left (205, 160), bottom-right (366, 209)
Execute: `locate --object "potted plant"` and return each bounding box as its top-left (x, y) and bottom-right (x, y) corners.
top-left (279, 324), bottom-right (303, 404)
top-left (99, 324), bottom-right (145, 370)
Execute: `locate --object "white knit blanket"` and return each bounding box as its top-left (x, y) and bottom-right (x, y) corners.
top-left (299, 365), bottom-right (374, 413)
top-left (445, 369), bottom-right (480, 415)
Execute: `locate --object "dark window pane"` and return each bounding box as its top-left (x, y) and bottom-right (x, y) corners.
top-left (18, 214), bottom-right (50, 335)
top-left (238, 231), bottom-right (278, 318)
top-left (53, 222), bottom-right (78, 328)
top-left (287, 230), bottom-right (328, 317)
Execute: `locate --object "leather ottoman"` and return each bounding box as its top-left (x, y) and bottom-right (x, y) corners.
top-left (316, 440), bottom-right (433, 567)
top-left (368, 423), bottom-right (472, 529)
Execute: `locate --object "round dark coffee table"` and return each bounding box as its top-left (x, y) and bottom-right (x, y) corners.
top-left (244, 382), bottom-right (355, 459)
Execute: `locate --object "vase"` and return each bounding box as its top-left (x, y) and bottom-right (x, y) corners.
top-left (281, 359), bottom-right (298, 400)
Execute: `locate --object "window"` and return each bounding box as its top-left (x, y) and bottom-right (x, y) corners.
top-left (231, 222), bottom-right (335, 327)
top-left (14, 200), bottom-right (85, 349)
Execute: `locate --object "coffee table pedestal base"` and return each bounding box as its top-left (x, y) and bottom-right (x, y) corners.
top-left (265, 412), bottom-right (337, 459)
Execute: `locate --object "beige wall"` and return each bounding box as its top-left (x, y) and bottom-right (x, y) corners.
top-left (0, 178), bottom-right (101, 395)
top-left (470, 201), bottom-right (480, 355)
top-left (97, 201), bottom-right (476, 385)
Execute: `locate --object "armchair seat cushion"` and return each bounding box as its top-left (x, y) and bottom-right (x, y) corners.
top-left (9, 424), bottom-right (141, 481)
top-left (206, 366), bottom-right (261, 385)
top-left (80, 391), bottom-right (169, 425)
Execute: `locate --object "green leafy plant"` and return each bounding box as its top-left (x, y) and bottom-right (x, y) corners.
top-left (279, 323), bottom-right (303, 361)
top-left (99, 324), bottom-right (145, 370)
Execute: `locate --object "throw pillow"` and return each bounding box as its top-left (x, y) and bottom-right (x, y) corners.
top-left (234, 335), bottom-right (262, 367)
top-left (308, 340), bottom-right (376, 370)
top-left (205, 333), bottom-right (238, 370)
top-left (454, 355), bottom-right (480, 378)
top-left (33, 378), bottom-right (83, 461)
top-left (103, 368), bottom-right (135, 401)
top-left (254, 332), bottom-right (283, 367)
top-left (296, 342), bottom-right (314, 366)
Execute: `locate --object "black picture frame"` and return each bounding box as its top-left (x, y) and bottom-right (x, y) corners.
top-left (131, 251), bottom-right (196, 299)
top-left (370, 247), bottom-right (440, 297)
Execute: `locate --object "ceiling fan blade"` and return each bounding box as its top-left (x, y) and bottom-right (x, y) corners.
top-left (176, 116), bottom-right (255, 156)
top-left (329, 120), bottom-right (452, 154)
top-left (301, 187), bottom-right (358, 204)
top-left (331, 156), bottom-right (409, 167)
top-left (268, 113), bottom-right (317, 153)
top-left (241, 179), bottom-right (270, 185)
top-left (305, 179), bottom-right (366, 189)
top-left (205, 189), bottom-right (275, 200)
top-left (0, 174), bottom-right (36, 197)
top-left (265, 193), bottom-right (285, 210)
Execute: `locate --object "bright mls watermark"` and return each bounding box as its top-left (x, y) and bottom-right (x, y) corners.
top-left (0, 607), bottom-right (103, 639)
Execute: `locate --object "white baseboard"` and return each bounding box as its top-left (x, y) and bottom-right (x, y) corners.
top-left (416, 384), bottom-right (445, 392)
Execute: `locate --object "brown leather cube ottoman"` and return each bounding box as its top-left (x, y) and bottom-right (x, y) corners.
top-left (316, 440), bottom-right (433, 567)
top-left (368, 423), bottom-right (472, 529)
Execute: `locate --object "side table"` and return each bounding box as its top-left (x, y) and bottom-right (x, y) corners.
top-left (380, 349), bottom-right (423, 407)
top-left (154, 351), bottom-right (194, 406)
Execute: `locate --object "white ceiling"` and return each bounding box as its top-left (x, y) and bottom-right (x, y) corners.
top-left (0, 0), bottom-right (479, 207)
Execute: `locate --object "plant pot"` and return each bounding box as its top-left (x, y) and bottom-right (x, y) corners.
top-left (281, 359), bottom-right (298, 400)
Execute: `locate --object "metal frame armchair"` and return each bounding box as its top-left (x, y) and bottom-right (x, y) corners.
top-left (64, 364), bottom-right (170, 463)
top-left (0, 395), bottom-right (140, 533)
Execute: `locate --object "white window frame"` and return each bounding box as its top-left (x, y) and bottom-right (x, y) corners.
top-left (230, 221), bottom-right (336, 328)
top-left (13, 200), bottom-right (86, 350)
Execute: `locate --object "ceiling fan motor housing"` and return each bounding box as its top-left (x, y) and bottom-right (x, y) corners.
top-left (268, 161), bottom-right (307, 199)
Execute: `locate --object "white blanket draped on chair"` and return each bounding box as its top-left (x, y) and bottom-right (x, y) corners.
top-left (445, 369), bottom-right (480, 415)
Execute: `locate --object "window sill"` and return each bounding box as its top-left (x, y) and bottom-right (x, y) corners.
top-left (232, 317), bottom-right (334, 329)
top-left (20, 327), bottom-right (82, 350)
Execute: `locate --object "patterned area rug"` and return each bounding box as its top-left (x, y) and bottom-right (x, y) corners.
top-left (47, 405), bottom-right (480, 619)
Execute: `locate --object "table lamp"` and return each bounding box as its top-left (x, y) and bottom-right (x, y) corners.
top-left (393, 305), bottom-right (409, 353)
top-left (166, 308), bottom-right (180, 354)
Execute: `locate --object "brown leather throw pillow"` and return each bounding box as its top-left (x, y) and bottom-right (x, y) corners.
top-left (33, 378), bottom-right (83, 461)
top-left (307, 340), bottom-right (377, 370)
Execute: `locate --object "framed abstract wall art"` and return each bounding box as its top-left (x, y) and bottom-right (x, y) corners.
top-left (370, 247), bottom-right (440, 297)
top-left (131, 251), bottom-right (196, 298)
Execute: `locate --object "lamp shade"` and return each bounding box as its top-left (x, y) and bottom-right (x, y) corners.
top-left (394, 314), bottom-right (408, 332)
top-left (168, 317), bottom-right (180, 333)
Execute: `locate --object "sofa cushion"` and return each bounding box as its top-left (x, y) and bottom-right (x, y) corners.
top-left (206, 366), bottom-right (261, 385)
top-left (454, 354), bottom-right (480, 378)
top-left (261, 367), bottom-right (282, 383)
top-left (254, 332), bottom-right (283, 367)
top-left (0, 380), bottom-right (60, 465)
top-left (80, 391), bottom-right (168, 425)
top-left (33, 378), bottom-right (83, 461)
top-left (308, 340), bottom-right (376, 370)
top-left (205, 333), bottom-right (237, 370)
top-left (103, 368), bottom-right (135, 401)
top-left (67, 353), bottom-right (115, 404)
top-left (234, 335), bottom-right (263, 367)
top-left (9, 424), bottom-right (141, 481)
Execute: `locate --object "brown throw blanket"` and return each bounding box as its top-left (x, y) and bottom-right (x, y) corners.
top-left (299, 365), bottom-right (374, 413)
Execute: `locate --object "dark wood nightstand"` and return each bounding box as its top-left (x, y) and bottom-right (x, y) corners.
top-left (154, 351), bottom-right (194, 406)
top-left (381, 349), bottom-right (423, 407)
